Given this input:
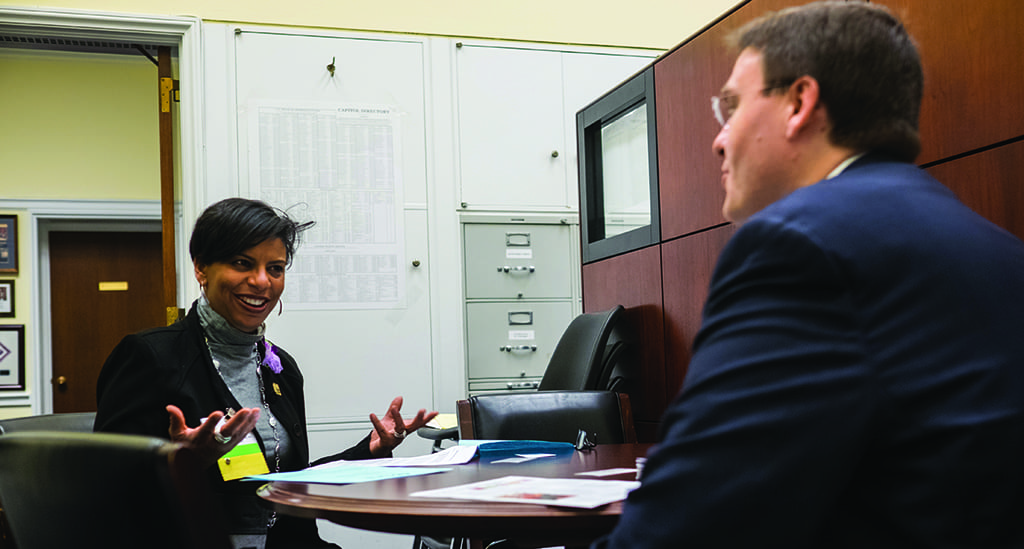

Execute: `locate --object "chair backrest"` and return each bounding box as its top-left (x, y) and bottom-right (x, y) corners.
top-left (0, 412), bottom-right (99, 549)
top-left (456, 390), bottom-right (636, 444)
top-left (537, 305), bottom-right (624, 391)
top-left (595, 322), bottom-right (636, 395)
top-left (0, 431), bottom-right (230, 549)
top-left (0, 412), bottom-right (96, 435)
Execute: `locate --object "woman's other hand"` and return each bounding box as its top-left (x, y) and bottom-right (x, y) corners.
top-left (166, 404), bottom-right (261, 466)
top-left (368, 396), bottom-right (439, 456)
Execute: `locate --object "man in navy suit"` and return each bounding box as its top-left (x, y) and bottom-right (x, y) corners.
top-left (595, 2), bottom-right (1024, 547)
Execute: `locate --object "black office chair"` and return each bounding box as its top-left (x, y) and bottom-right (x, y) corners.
top-left (416, 424), bottom-right (460, 453)
top-left (0, 431), bottom-right (230, 549)
top-left (0, 412), bottom-right (98, 549)
top-left (457, 390), bottom-right (636, 444)
top-left (414, 306), bottom-right (629, 450)
top-left (537, 305), bottom-right (625, 391)
top-left (412, 308), bottom-right (630, 549)
top-left (0, 412), bottom-right (96, 435)
top-left (595, 320), bottom-right (636, 396)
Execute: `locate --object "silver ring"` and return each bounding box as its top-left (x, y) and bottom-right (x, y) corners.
top-left (392, 430), bottom-right (406, 440)
top-left (213, 428), bottom-right (231, 445)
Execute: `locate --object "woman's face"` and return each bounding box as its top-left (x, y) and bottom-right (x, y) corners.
top-left (194, 238), bottom-right (287, 333)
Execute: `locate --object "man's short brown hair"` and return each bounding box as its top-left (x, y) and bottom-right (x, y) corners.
top-left (731, 1), bottom-right (923, 162)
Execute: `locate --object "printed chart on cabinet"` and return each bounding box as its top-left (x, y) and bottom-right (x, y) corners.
top-left (247, 101), bottom-right (406, 309)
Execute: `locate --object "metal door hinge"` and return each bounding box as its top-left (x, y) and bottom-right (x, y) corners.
top-left (160, 77), bottom-right (180, 112)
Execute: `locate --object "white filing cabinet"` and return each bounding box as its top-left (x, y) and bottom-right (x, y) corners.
top-left (454, 42), bottom-right (658, 211)
top-left (462, 214), bottom-right (580, 396)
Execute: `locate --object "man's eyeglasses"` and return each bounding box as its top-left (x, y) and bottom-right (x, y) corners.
top-left (710, 83), bottom-right (794, 127)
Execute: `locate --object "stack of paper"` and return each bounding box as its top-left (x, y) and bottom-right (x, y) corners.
top-left (411, 475), bottom-right (640, 509)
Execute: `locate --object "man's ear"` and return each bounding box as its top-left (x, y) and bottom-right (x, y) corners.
top-left (193, 260), bottom-right (207, 288)
top-left (785, 76), bottom-right (823, 140)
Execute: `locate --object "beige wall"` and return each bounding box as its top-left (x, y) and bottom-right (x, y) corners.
top-left (0, 0), bottom-right (742, 50)
top-left (0, 49), bottom-right (160, 201)
top-left (0, 48), bottom-right (158, 419)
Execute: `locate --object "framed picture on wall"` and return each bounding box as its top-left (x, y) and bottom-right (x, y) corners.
top-left (0, 280), bottom-right (13, 318)
top-left (0, 215), bottom-right (17, 274)
top-left (0, 325), bottom-right (25, 391)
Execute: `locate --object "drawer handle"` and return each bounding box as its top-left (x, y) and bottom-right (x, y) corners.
top-left (500, 344), bottom-right (537, 353)
top-left (506, 232), bottom-right (531, 246)
top-left (497, 265), bottom-right (536, 273)
top-left (506, 381), bottom-right (540, 390)
top-left (507, 311), bottom-right (534, 325)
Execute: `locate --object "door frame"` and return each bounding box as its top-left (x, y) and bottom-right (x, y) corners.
top-left (13, 200), bottom-right (160, 414)
top-left (1, 4), bottom-right (204, 313)
top-left (38, 208), bottom-right (163, 414)
top-left (0, 6), bottom-right (202, 413)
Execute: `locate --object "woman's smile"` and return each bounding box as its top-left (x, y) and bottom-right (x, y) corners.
top-left (195, 237), bottom-right (287, 333)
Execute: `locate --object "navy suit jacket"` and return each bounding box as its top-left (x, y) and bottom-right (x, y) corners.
top-left (596, 155), bottom-right (1024, 548)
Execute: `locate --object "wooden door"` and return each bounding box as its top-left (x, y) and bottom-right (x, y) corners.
top-left (49, 231), bottom-right (164, 413)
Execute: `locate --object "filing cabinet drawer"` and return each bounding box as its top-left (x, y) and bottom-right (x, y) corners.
top-left (468, 379), bottom-right (542, 394)
top-left (465, 301), bottom-right (573, 379)
top-left (463, 223), bottom-right (573, 299)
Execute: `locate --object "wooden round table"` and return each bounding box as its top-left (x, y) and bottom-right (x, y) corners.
top-left (258, 443), bottom-right (651, 546)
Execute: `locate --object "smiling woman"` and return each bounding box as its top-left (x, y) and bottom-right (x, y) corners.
top-left (188, 198), bottom-right (308, 332)
top-left (195, 235), bottom-right (288, 333)
top-left (94, 198), bottom-right (438, 549)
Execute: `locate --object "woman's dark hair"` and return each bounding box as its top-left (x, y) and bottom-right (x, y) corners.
top-left (730, 1), bottom-right (923, 162)
top-left (189, 198), bottom-right (314, 267)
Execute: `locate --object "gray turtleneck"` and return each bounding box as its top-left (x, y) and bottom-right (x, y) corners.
top-left (196, 295), bottom-right (292, 471)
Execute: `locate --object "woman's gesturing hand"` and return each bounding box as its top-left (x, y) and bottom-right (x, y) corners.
top-left (167, 404), bottom-right (261, 466)
top-left (368, 396), bottom-right (439, 457)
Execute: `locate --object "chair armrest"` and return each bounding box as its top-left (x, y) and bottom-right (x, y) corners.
top-left (416, 426), bottom-right (459, 453)
top-left (415, 426), bottom-right (459, 441)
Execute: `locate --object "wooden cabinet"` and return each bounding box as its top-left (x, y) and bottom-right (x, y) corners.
top-left (653, 27), bottom-right (729, 240)
top-left (661, 225), bottom-right (735, 398)
top-left (582, 245), bottom-right (664, 441)
top-left (926, 140), bottom-right (1024, 242)
top-left (873, 0), bottom-right (1024, 165)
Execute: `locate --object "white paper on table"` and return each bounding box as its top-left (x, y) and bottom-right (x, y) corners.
top-left (311, 444), bottom-right (479, 469)
top-left (575, 467), bottom-right (638, 478)
top-left (490, 453), bottom-right (557, 464)
top-left (246, 465), bottom-right (448, 484)
top-left (410, 475), bottom-right (640, 509)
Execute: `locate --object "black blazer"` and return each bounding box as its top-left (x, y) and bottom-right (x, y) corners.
top-left (96, 303), bottom-right (371, 546)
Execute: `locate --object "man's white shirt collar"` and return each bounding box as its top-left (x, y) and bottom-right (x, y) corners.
top-left (826, 152), bottom-right (867, 180)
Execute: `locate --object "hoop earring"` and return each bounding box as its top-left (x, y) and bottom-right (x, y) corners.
top-left (278, 298), bottom-right (284, 316)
